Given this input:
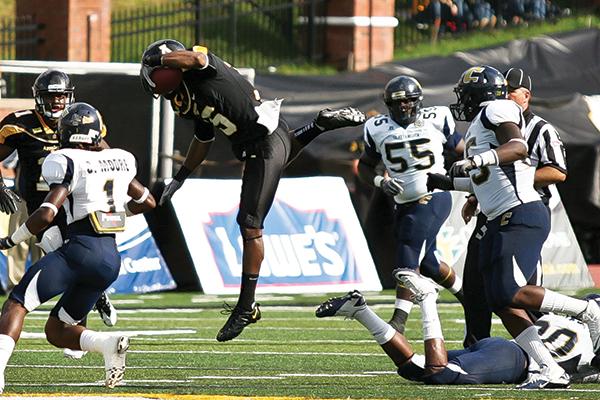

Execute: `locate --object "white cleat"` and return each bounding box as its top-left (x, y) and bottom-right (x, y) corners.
top-left (516, 366), bottom-right (570, 389)
top-left (393, 268), bottom-right (439, 303)
top-left (315, 290), bottom-right (367, 319)
top-left (581, 300), bottom-right (600, 352)
top-left (63, 348), bottom-right (88, 359)
top-left (103, 335), bottom-right (129, 388)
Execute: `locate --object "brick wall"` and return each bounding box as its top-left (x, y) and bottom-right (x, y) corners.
top-left (16, 0), bottom-right (111, 61)
top-left (325, 0), bottom-right (396, 71)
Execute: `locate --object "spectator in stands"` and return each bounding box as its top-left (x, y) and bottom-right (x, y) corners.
top-left (506, 0), bottom-right (526, 25)
top-left (466, 0), bottom-right (497, 29)
top-left (528, 0), bottom-right (547, 21)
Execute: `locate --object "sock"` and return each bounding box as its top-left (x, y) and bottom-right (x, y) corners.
top-left (238, 273), bottom-right (259, 310)
top-left (540, 289), bottom-right (588, 316)
top-left (395, 298), bottom-right (414, 314)
top-left (515, 325), bottom-right (563, 372)
top-left (420, 295), bottom-right (443, 340)
top-left (291, 122), bottom-right (322, 146)
top-left (354, 307), bottom-right (397, 345)
top-left (80, 329), bottom-right (109, 354)
top-left (0, 334), bottom-right (15, 375)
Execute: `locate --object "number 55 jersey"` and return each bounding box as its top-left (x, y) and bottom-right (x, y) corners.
top-left (363, 105), bottom-right (461, 204)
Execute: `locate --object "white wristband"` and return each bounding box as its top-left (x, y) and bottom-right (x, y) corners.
top-left (472, 149), bottom-right (499, 167)
top-left (373, 175), bottom-right (385, 188)
top-left (10, 223), bottom-right (33, 245)
top-left (40, 202), bottom-right (58, 216)
top-left (133, 187), bottom-right (150, 204)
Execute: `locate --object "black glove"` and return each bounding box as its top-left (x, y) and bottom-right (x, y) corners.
top-left (0, 182), bottom-right (21, 214)
top-left (0, 236), bottom-right (15, 250)
top-left (142, 54), bottom-right (162, 67)
top-left (448, 158), bottom-right (476, 179)
top-left (426, 173), bottom-right (454, 192)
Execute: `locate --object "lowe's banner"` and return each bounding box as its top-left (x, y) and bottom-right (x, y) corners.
top-left (0, 214), bottom-right (175, 294)
top-left (171, 177), bottom-right (382, 294)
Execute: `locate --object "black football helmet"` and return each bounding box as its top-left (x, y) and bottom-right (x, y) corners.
top-left (383, 76), bottom-right (423, 127)
top-left (140, 39), bottom-right (185, 97)
top-left (58, 102), bottom-right (104, 148)
top-left (32, 69), bottom-right (74, 120)
top-left (450, 65), bottom-right (508, 121)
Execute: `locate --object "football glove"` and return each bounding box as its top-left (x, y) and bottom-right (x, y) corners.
top-left (448, 158), bottom-right (476, 179)
top-left (159, 178), bottom-right (184, 206)
top-left (0, 236), bottom-right (15, 250)
top-left (381, 177), bottom-right (404, 197)
top-left (315, 107), bottom-right (366, 131)
top-left (426, 173), bottom-right (454, 192)
top-left (0, 182), bottom-right (21, 215)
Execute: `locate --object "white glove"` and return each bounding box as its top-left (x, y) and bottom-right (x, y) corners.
top-left (381, 177), bottom-right (404, 197)
top-left (159, 179), bottom-right (184, 206)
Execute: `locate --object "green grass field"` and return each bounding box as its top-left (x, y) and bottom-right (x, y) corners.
top-left (2, 290), bottom-right (600, 399)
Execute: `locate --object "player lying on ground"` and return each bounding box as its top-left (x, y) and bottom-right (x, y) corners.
top-left (316, 269), bottom-right (600, 386)
top-left (0, 103), bottom-right (156, 392)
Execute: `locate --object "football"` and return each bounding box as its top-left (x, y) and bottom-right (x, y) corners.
top-left (150, 67), bottom-right (183, 95)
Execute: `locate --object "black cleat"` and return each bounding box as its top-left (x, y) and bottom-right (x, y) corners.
top-left (94, 292), bottom-right (117, 327)
top-left (216, 303), bottom-right (261, 342)
top-left (314, 107), bottom-right (366, 131)
top-left (315, 290), bottom-right (366, 318)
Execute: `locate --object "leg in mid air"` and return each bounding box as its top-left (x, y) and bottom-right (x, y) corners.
top-left (216, 107), bottom-right (365, 342)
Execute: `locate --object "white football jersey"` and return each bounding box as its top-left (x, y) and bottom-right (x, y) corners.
top-left (532, 314), bottom-right (596, 376)
top-left (364, 106), bottom-right (456, 203)
top-left (464, 99), bottom-right (540, 219)
top-left (42, 148), bottom-right (137, 224)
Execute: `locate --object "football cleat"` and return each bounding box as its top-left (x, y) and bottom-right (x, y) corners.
top-left (393, 268), bottom-right (438, 303)
top-left (516, 367), bottom-right (570, 389)
top-left (216, 303), bottom-right (261, 342)
top-left (94, 292), bottom-right (118, 327)
top-left (314, 107), bottom-right (366, 131)
top-left (580, 300), bottom-right (600, 352)
top-left (315, 290), bottom-right (366, 319)
top-left (103, 335), bottom-right (129, 388)
top-left (63, 348), bottom-right (88, 359)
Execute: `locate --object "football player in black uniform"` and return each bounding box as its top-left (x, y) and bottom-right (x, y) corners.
top-left (141, 39), bottom-right (366, 342)
top-left (0, 70), bottom-right (117, 337)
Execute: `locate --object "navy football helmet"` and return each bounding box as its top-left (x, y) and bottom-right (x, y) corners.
top-left (140, 39), bottom-right (185, 97)
top-left (32, 69), bottom-right (74, 121)
top-left (58, 102), bottom-right (104, 148)
top-left (383, 76), bottom-right (423, 127)
top-left (450, 65), bottom-right (507, 121)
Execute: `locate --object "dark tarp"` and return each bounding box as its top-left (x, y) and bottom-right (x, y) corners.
top-left (254, 28), bottom-right (600, 268)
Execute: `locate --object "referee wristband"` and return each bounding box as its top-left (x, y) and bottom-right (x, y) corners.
top-left (133, 187), bottom-right (150, 204)
top-left (373, 176), bottom-right (385, 188)
top-left (40, 202), bottom-right (58, 216)
top-left (10, 223), bottom-right (33, 245)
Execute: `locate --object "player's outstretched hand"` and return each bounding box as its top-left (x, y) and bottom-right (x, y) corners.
top-left (381, 177), bottom-right (404, 197)
top-left (426, 173), bottom-right (454, 192)
top-left (159, 179), bottom-right (184, 206)
top-left (0, 236), bottom-right (15, 250)
top-left (0, 182), bottom-right (21, 214)
top-left (448, 159), bottom-right (476, 179)
top-left (315, 107), bottom-right (366, 131)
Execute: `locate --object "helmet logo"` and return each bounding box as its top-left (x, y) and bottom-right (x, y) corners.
top-left (82, 115), bottom-right (95, 124)
top-left (390, 91), bottom-right (406, 100)
top-left (158, 43), bottom-right (174, 54)
top-left (463, 67), bottom-right (485, 83)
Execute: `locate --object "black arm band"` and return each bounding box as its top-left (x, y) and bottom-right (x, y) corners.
top-left (174, 166), bottom-right (192, 182)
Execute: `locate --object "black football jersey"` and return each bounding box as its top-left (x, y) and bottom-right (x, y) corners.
top-left (0, 109), bottom-right (60, 208)
top-left (169, 47), bottom-right (270, 146)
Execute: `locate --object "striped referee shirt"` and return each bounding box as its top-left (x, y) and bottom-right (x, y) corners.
top-left (522, 108), bottom-right (567, 204)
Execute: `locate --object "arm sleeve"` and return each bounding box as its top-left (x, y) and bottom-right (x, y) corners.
top-left (538, 124), bottom-right (567, 173)
top-left (41, 153), bottom-right (75, 190)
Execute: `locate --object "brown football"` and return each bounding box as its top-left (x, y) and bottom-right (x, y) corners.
top-left (150, 67), bottom-right (183, 94)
